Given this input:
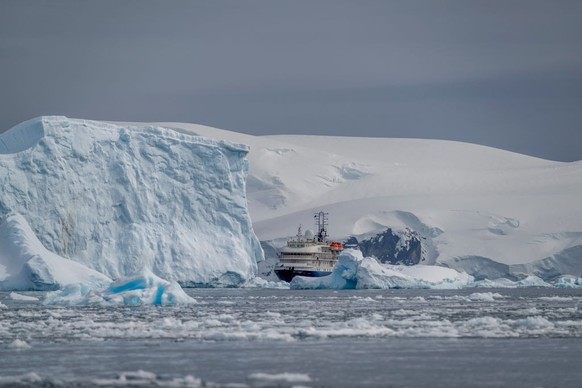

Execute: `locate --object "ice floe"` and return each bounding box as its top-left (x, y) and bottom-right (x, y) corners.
top-left (554, 275), bottom-right (582, 288)
top-left (0, 370), bottom-right (314, 388)
top-left (9, 292), bottom-right (39, 301)
top-left (467, 292), bottom-right (504, 302)
top-left (248, 372), bottom-right (312, 386)
top-left (471, 275), bottom-right (551, 288)
top-left (7, 339), bottom-right (31, 350)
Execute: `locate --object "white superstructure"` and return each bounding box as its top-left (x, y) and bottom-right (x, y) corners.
top-left (275, 212), bottom-right (343, 282)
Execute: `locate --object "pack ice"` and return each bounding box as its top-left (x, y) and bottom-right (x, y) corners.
top-left (0, 116), bottom-right (263, 289)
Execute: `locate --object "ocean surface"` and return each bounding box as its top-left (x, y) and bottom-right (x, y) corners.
top-left (1, 288), bottom-right (582, 387)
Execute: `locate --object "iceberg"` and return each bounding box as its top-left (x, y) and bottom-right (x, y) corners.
top-left (291, 249), bottom-right (473, 290)
top-left (0, 213), bottom-right (111, 291)
top-left (554, 275), bottom-right (582, 288)
top-left (44, 268), bottom-right (195, 305)
top-left (0, 117), bottom-right (263, 287)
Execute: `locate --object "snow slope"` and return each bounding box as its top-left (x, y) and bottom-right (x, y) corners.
top-left (149, 121), bottom-right (582, 279)
top-left (0, 213), bottom-right (111, 291)
top-left (0, 117), bottom-right (262, 286)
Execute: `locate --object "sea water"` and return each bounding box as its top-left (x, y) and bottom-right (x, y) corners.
top-left (1, 288), bottom-right (582, 387)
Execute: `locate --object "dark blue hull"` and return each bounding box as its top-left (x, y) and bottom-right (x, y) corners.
top-left (274, 268), bottom-right (332, 283)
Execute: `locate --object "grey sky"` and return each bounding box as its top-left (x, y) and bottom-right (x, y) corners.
top-left (1, 0), bottom-right (581, 161)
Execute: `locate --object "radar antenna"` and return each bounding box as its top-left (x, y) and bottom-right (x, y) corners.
top-left (314, 211), bottom-right (328, 242)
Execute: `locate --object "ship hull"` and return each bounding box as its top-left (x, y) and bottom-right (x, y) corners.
top-left (274, 268), bottom-right (332, 283)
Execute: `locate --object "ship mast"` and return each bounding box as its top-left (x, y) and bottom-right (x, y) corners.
top-left (314, 211), bottom-right (328, 242)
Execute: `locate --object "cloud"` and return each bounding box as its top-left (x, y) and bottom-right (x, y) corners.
top-left (1, 0), bottom-right (581, 160)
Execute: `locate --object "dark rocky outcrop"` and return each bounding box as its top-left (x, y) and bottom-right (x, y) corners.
top-left (345, 228), bottom-right (424, 265)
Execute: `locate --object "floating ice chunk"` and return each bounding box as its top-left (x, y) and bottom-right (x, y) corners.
top-left (248, 372), bottom-right (312, 385)
top-left (471, 278), bottom-right (520, 288)
top-left (104, 269), bottom-right (195, 305)
top-left (515, 275), bottom-right (551, 288)
top-left (243, 276), bottom-right (290, 289)
top-left (92, 370), bottom-right (204, 387)
top-left (8, 339), bottom-right (31, 350)
top-left (554, 275), bottom-right (582, 288)
top-left (44, 268), bottom-right (196, 305)
top-left (291, 249), bottom-right (473, 289)
top-left (471, 275), bottom-right (551, 288)
top-left (513, 316), bottom-right (554, 330)
top-left (468, 292), bottom-right (504, 302)
top-left (9, 292), bottom-right (39, 301)
top-left (117, 370), bottom-right (157, 382)
top-left (0, 373), bottom-right (41, 385)
top-left (0, 301), bottom-right (6, 308)
top-left (291, 250), bottom-right (359, 289)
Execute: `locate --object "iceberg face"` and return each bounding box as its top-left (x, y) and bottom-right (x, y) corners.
top-left (291, 249), bottom-right (473, 290)
top-left (44, 268), bottom-right (196, 305)
top-left (0, 117), bottom-right (263, 287)
top-left (0, 213), bottom-right (111, 291)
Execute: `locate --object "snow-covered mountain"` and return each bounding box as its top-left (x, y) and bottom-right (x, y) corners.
top-left (0, 117), bottom-right (262, 287)
top-left (149, 121), bottom-right (582, 280)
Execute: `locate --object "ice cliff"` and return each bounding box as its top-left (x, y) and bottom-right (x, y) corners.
top-left (0, 117), bottom-right (263, 287)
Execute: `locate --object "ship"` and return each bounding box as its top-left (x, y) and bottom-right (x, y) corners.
top-left (274, 211), bottom-right (343, 282)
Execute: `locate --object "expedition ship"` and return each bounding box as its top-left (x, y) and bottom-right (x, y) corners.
top-left (274, 211), bottom-right (343, 282)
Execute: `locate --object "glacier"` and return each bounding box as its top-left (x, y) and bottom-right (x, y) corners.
top-left (0, 117), bottom-right (263, 288)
